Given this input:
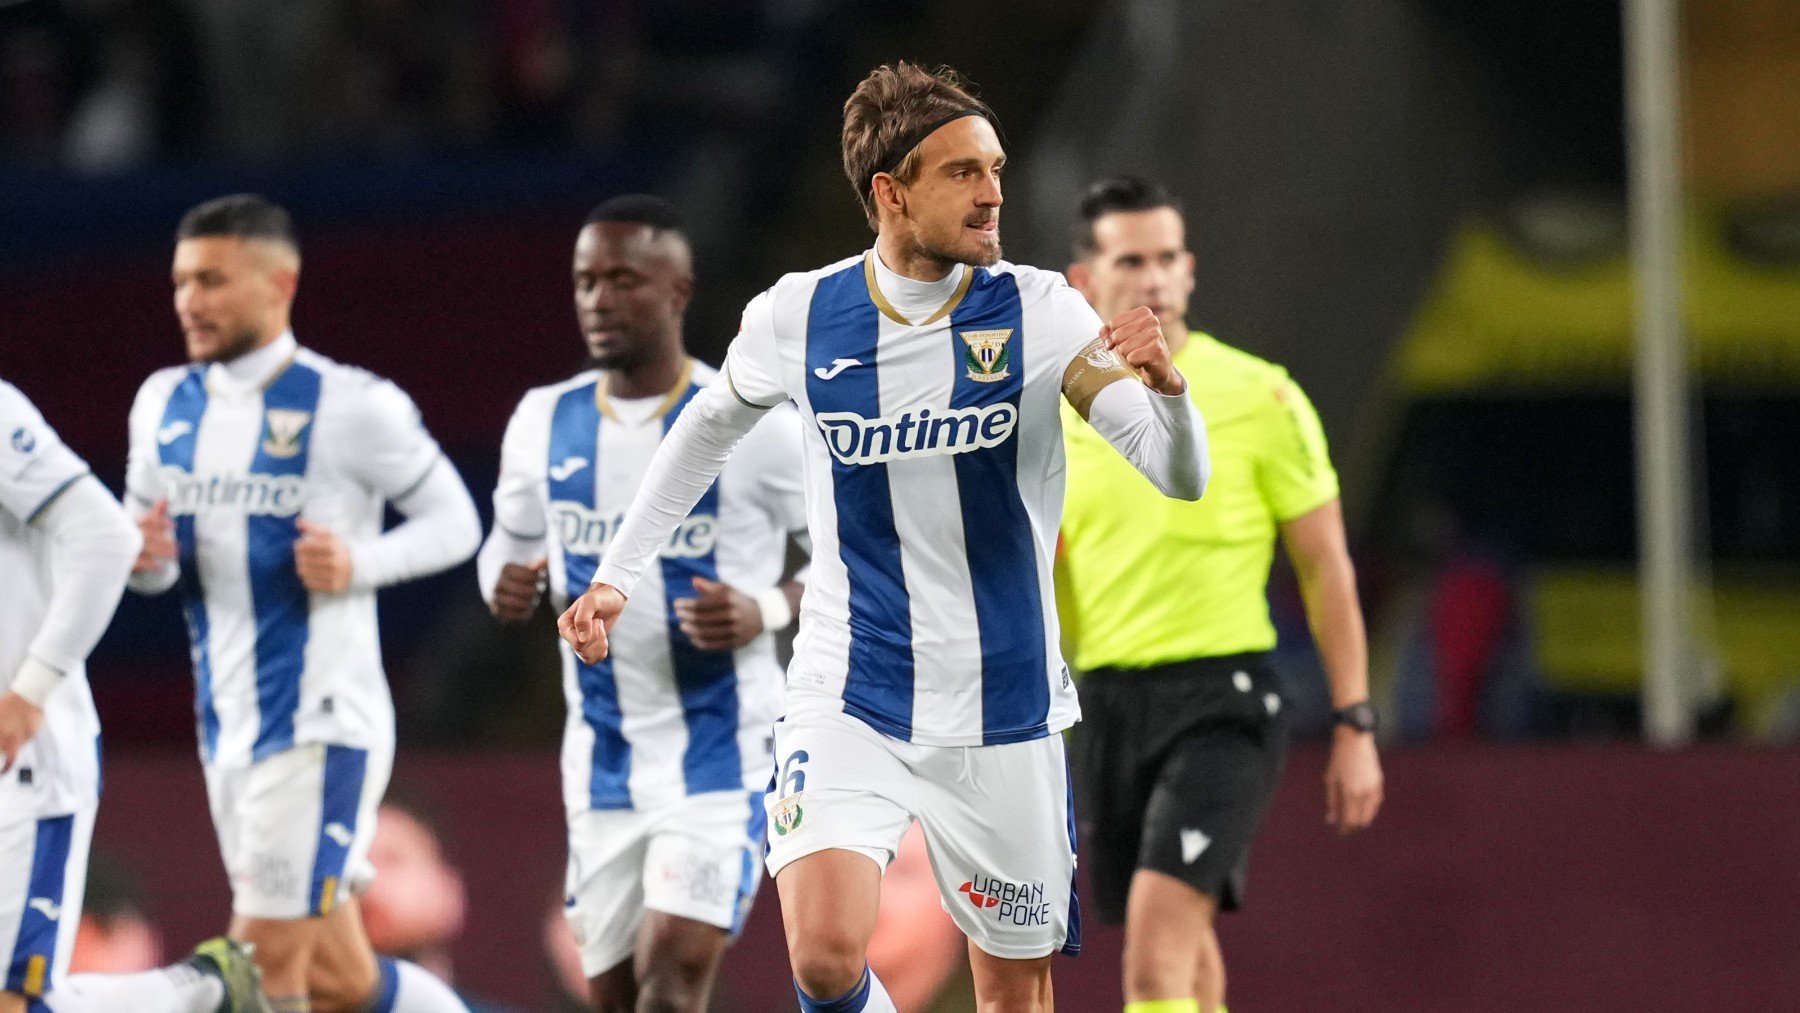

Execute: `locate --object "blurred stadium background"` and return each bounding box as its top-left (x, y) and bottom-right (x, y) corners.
top-left (2, 0), bottom-right (1796, 1008)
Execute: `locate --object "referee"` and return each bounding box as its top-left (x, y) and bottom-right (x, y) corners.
top-left (1060, 177), bottom-right (1384, 1013)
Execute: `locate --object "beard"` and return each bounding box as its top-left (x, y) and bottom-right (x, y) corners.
top-left (910, 214), bottom-right (1001, 270)
top-left (586, 342), bottom-right (650, 374)
top-left (193, 326), bottom-right (265, 365)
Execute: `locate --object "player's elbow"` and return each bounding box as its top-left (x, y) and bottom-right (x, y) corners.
top-left (1155, 456), bottom-right (1209, 501)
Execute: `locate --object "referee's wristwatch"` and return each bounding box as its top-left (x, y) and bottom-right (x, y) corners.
top-left (1332, 701), bottom-right (1379, 734)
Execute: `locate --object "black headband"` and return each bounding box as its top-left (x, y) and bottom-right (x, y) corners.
top-left (863, 107), bottom-right (1001, 198)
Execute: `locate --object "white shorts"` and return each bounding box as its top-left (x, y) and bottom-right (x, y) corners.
top-left (0, 803), bottom-right (94, 999)
top-left (563, 790), bottom-right (766, 978)
top-left (204, 742), bottom-right (391, 920)
top-left (765, 709), bottom-right (1081, 961)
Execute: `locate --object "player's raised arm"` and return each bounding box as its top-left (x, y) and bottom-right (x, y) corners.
top-left (559, 293), bottom-right (788, 663)
top-left (1059, 291), bottom-right (1210, 500)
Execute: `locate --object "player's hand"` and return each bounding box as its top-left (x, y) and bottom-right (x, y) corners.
top-left (1100, 306), bottom-right (1185, 396)
top-left (133, 499), bottom-right (177, 574)
top-left (673, 576), bottom-right (763, 652)
top-left (1325, 727), bottom-right (1383, 836)
top-left (0, 692), bottom-right (44, 775)
top-left (558, 583), bottom-right (626, 664)
top-left (490, 558), bottom-right (548, 624)
top-left (294, 520), bottom-right (354, 594)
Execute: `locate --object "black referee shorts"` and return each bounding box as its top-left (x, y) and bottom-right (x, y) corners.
top-left (1071, 653), bottom-right (1287, 923)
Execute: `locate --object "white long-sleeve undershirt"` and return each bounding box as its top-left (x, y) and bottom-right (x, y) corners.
top-left (348, 455), bottom-right (482, 590)
top-left (1085, 377), bottom-right (1210, 501)
top-left (592, 382), bottom-right (766, 598)
top-left (24, 477), bottom-right (141, 682)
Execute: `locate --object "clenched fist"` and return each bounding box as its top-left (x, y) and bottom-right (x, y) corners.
top-left (559, 583), bottom-right (627, 664)
top-left (294, 519), bottom-right (354, 594)
top-left (134, 499), bottom-right (177, 573)
top-left (673, 576), bottom-right (764, 652)
top-left (0, 692), bottom-right (44, 775)
top-left (1101, 306), bottom-right (1185, 396)
top-left (490, 558), bottom-right (548, 624)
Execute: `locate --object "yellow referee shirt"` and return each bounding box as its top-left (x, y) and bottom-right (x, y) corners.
top-left (1059, 330), bottom-right (1339, 670)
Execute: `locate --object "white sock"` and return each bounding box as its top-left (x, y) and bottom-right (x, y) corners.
top-left (40, 964), bottom-right (224, 1013)
top-left (373, 958), bottom-right (469, 1013)
top-left (862, 969), bottom-right (897, 1013)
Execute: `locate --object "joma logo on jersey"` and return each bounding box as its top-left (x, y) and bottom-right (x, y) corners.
top-left (816, 403), bottom-right (1016, 466)
top-left (160, 467), bottom-right (307, 517)
top-left (260, 409), bottom-right (312, 458)
top-left (959, 875), bottom-right (1050, 926)
top-left (550, 502), bottom-right (718, 559)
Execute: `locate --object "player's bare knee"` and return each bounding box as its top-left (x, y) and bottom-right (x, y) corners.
top-left (307, 963), bottom-right (380, 1013)
top-left (0, 989), bottom-right (28, 1013)
top-left (788, 931), bottom-right (867, 1000)
top-left (1124, 936), bottom-right (1198, 1001)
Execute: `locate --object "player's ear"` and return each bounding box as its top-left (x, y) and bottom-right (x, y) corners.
top-left (1066, 260), bottom-right (1094, 298)
top-left (872, 172), bottom-right (907, 222)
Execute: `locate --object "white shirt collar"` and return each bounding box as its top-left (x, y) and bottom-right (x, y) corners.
top-left (209, 330), bottom-right (297, 393)
top-left (869, 248), bottom-right (966, 324)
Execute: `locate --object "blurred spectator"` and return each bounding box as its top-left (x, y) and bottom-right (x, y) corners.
top-left (68, 853), bottom-right (164, 975)
top-left (1380, 500), bottom-right (1543, 740)
top-left (362, 795), bottom-right (521, 1013)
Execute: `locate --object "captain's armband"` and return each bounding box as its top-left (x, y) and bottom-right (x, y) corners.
top-left (1061, 338), bottom-right (1138, 420)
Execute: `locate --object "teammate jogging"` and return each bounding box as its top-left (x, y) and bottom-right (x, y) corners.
top-left (2, 379), bottom-right (268, 1013)
top-left (127, 194), bottom-right (482, 1013)
top-left (478, 195), bottom-right (807, 1013)
top-left (1060, 177), bottom-right (1384, 1013)
top-left (560, 64), bottom-right (1209, 1012)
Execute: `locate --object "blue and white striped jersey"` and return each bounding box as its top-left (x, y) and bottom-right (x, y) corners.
top-left (126, 334), bottom-right (460, 769)
top-left (714, 253), bottom-right (1140, 747)
top-left (486, 360), bottom-right (805, 814)
top-left (0, 380), bottom-right (103, 814)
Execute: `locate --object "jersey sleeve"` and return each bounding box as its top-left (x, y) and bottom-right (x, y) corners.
top-left (125, 372), bottom-right (166, 513)
top-left (342, 378), bottom-right (446, 501)
top-left (492, 393), bottom-right (550, 540)
top-left (1045, 282), bottom-right (1138, 420)
top-left (1255, 373), bottom-right (1340, 521)
top-left (0, 380), bottom-right (91, 523)
top-left (721, 289), bottom-right (788, 409)
top-left (747, 404), bottom-right (809, 534)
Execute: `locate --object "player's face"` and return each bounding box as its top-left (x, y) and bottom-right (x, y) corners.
top-left (892, 116), bottom-right (1006, 267)
top-left (572, 222), bottom-right (692, 372)
top-left (1073, 208), bottom-right (1195, 336)
top-left (171, 237), bottom-right (296, 364)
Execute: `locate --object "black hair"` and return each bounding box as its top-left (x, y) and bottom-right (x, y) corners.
top-left (1072, 175), bottom-right (1183, 259)
top-left (585, 193), bottom-right (686, 235)
top-left (176, 193), bottom-right (299, 252)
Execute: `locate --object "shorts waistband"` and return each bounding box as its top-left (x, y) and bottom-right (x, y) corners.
top-left (1082, 651), bottom-right (1272, 683)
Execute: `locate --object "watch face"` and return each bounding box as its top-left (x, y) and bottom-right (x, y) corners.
top-left (1336, 703), bottom-right (1378, 733)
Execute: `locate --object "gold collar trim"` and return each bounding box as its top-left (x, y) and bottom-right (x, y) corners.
top-left (863, 252), bottom-right (973, 327)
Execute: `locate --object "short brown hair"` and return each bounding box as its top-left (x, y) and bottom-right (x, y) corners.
top-left (842, 62), bottom-right (997, 231)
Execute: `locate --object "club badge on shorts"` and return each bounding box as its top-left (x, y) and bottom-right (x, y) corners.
top-left (772, 792), bottom-right (805, 837)
top-left (961, 329), bottom-right (1013, 383)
